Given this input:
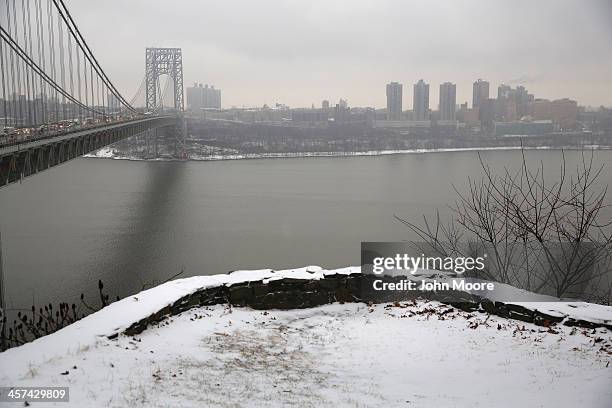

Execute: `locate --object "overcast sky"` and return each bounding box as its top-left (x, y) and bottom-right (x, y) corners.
top-left (68, 0), bottom-right (612, 109)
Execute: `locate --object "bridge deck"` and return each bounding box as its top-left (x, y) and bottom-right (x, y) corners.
top-left (0, 115), bottom-right (178, 188)
top-left (0, 116), bottom-right (174, 154)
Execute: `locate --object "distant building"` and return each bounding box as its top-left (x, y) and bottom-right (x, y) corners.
top-left (457, 102), bottom-right (480, 126)
top-left (496, 84), bottom-right (534, 121)
top-left (205, 85), bottom-right (221, 109)
top-left (386, 82), bottom-right (403, 120)
top-left (531, 99), bottom-right (552, 121)
top-left (531, 98), bottom-right (578, 130)
top-left (497, 84), bottom-right (512, 100)
top-left (497, 99), bottom-right (517, 122)
top-left (373, 120), bottom-right (432, 129)
top-left (413, 79), bottom-right (429, 121)
top-left (439, 82), bottom-right (456, 121)
top-left (322, 100), bottom-right (330, 110)
top-left (373, 120), bottom-right (460, 130)
top-left (333, 99), bottom-right (350, 122)
top-left (494, 120), bottom-right (554, 136)
top-left (496, 84), bottom-right (516, 122)
top-left (186, 85), bottom-right (200, 112)
top-left (550, 98), bottom-right (578, 129)
top-left (514, 86), bottom-right (533, 117)
top-left (186, 83), bottom-right (221, 112)
top-left (107, 93), bottom-right (121, 111)
top-left (479, 98), bottom-right (497, 130)
top-left (473, 79), bottom-right (489, 109)
top-left (291, 108), bottom-right (329, 123)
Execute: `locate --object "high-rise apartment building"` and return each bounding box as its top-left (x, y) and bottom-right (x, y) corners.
top-left (386, 82), bottom-right (403, 120)
top-left (413, 79), bottom-right (429, 121)
top-left (472, 79), bottom-right (489, 109)
top-left (514, 86), bottom-right (534, 117)
top-left (496, 84), bottom-right (533, 121)
top-left (186, 83), bottom-right (221, 112)
top-left (439, 82), bottom-right (456, 121)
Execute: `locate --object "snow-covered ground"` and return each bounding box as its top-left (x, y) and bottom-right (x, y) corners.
top-left (1, 301), bottom-right (610, 407)
top-left (83, 145), bottom-right (612, 162)
top-left (1, 266), bottom-right (611, 407)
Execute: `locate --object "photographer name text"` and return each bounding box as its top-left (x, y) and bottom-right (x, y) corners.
top-left (373, 278), bottom-right (495, 292)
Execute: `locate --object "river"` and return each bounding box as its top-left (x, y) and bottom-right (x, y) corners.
top-left (1, 149), bottom-right (611, 311)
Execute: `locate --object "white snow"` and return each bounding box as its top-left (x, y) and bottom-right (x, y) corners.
top-left (0, 266), bottom-right (611, 407)
top-left (85, 146), bottom-right (117, 158)
top-left (389, 272), bottom-right (612, 325)
top-left (0, 301), bottom-right (610, 407)
top-left (83, 145), bottom-right (612, 162)
top-left (0, 266), bottom-right (357, 376)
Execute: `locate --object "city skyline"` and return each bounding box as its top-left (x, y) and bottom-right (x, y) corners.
top-left (0, 77), bottom-right (598, 113)
top-left (66, 0), bottom-right (612, 109)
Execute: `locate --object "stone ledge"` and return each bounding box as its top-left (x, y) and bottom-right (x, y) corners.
top-left (123, 273), bottom-right (612, 336)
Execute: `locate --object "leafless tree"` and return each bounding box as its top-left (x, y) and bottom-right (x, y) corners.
top-left (396, 148), bottom-right (612, 302)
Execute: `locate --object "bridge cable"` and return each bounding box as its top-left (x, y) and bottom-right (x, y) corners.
top-left (52, 0), bottom-right (138, 113)
top-left (57, 6), bottom-right (66, 121)
top-left (20, 0), bottom-right (32, 125)
top-left (9, 0), bottom-right (24, 126)
top-left (0, 26), bottom-right (104, 116)
top-left (128, 75), bottom-right (146, 107)
top-left (5, 0), bottom-right (14, 125)
top-left (47, 0), bottom-right (58, 122)
top-left (67, 18), bottom-right (75, 121)
top-left (0, 39), bottom-right (7, 129)
top-left (34, 0), bottom-right (47, 123)
top-left (25, 0), bottom-right (37, 125)
top-left (1, 0), bottom-right (142, 128)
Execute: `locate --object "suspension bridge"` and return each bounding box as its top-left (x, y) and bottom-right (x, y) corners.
top-left (0, 0), bottom-right (185, 187)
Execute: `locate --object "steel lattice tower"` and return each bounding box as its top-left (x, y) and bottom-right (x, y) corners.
top-left (145, 48), bottom-right (184, 112)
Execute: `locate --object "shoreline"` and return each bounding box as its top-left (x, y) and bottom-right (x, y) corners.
top-left (83, 144), bottom-right (612, 163)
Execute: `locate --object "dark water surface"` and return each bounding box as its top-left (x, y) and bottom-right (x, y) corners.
top-left (1, 149), bottom-right (611, 310)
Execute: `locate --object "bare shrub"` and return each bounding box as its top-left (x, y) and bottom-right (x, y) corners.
top-left (396, 149), bottom-right (612, 302)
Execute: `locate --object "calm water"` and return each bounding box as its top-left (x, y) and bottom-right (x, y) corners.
top-left (1, 149), bottom-right (611, 310)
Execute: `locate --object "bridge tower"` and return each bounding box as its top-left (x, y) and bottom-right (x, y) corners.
top-left (145, 48), bottom-right (184, 112)
top-left (145, 48), bottom-right (185, 157)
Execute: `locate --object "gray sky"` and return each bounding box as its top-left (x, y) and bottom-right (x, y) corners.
top-left (68, 0), bottom-right (612, 109)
